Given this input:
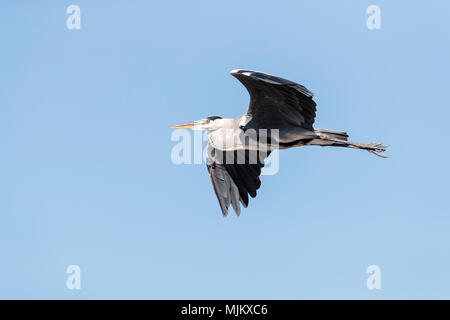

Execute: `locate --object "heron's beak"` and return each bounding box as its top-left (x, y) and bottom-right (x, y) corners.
top-left (170, 122), bottom-right (197, 129)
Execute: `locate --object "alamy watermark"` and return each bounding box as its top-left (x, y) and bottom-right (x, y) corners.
top-left (366, 264), bottom-right (381, 290)
top-left (66, 265), bottom-right (81, 290)
top-left (366, 5), bottom-right (381, 30)
top-left (170, 128), bottom-right (280, 175)
top-left (66, 5), bottom-right (81, 30)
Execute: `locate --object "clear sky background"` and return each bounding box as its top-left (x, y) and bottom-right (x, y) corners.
top-left (1, 0), bottom-right (450, 299)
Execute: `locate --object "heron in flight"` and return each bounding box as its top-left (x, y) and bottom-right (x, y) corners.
top-left (171, 70), bottom-right (388, 216)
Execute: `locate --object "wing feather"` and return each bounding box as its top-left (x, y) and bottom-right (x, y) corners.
top-left (206, 148), bottom-right (270, 216)
top-left (230, 69), bottom-right (317, 131)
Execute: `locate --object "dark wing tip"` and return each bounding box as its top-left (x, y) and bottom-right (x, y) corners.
top-left (229, 69), bottom-right (314, 97)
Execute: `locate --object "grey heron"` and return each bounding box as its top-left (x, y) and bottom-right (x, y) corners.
top-left (171, 69), bottom-right (388, 216)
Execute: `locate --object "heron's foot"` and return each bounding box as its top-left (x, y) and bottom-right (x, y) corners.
top-left (362, 143), bottom-right (390, 158)
top-left (324, 136), bottom-right (390, 158)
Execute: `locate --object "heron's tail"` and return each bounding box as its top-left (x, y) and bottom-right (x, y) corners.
top-left (310, 129), bottom-right (389, 158)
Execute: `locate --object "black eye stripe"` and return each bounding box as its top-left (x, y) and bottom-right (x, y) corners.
top-left (207, 116), bottom-right (222, 121)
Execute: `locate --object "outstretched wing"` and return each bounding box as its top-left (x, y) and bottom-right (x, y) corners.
top-left (230, 69), bottom-right (317, 131)
top-left (206, 146), bottom-right (270, 216)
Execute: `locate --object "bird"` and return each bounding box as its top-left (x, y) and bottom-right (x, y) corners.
top-left (171, 69), bottom-right (388, 216)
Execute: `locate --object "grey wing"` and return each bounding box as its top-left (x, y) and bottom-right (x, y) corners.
top-left (207, 164), bottom-right (241, 216)
top-left (206, 145), bottom-right (270, 216)
top-left (230, 69), bottom-right (317, 131)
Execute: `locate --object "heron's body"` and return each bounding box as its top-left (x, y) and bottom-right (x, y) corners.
top-left (172, 69), bottom-right (388, 216)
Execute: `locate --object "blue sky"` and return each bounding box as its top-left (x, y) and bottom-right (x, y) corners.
top-left (1, 0), bottom-right (450, 299)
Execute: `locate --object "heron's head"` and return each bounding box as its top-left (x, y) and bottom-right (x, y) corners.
top-left (171, 116), bottom-right (222, 131)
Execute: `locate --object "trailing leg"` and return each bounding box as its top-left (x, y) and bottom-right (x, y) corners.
top-left (310, 130), bottom-right (389, 158)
